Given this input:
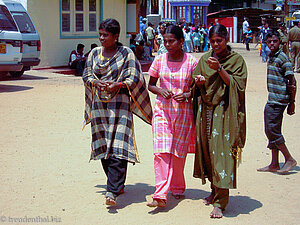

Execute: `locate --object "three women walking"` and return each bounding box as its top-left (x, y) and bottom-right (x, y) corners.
top-left (83, 19), bottom-right (247, 219)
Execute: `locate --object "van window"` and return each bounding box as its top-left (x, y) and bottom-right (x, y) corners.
top-left (10, 12), bottom-right (36, 33)
top-left (0, 5), bottom-right (18, 31)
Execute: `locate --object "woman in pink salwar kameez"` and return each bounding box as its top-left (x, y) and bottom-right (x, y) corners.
top-left (147, 25), bottom-right (198, 208)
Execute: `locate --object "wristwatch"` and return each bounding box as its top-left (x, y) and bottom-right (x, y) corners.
top-left (217, 65), bottom-right (223, 72)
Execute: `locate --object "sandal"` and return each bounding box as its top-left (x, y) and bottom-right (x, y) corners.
top-left (105, 196), bottom-right (116, 206)
top-left (105, 192), bottom-right (116, 206)
top-left (147, 199), bottom-right (166, 208)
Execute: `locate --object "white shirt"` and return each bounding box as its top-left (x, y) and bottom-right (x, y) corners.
top-left (243, 20), bottom-right (249, 34)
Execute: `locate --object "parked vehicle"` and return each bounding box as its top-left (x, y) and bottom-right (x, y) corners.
top-left (4, 0), bottom-right (40, 77)
top-left (292, 10), bottom-right (300, 22)
top-left (0, 0), bottom-right (23, 75)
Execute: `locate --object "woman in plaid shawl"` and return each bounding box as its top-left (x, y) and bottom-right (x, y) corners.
top-left (83, 18), bottom-right (152, 206)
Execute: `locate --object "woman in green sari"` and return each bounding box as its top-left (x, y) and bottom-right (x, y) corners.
top-left (192, 24), bottom-right (247, 218)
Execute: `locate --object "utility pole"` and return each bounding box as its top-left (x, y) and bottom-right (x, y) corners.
top-left (284, 0), bottom-right (288, 18)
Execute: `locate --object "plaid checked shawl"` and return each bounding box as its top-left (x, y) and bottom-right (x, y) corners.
top-left (83, 46), bottom-right (152, 163)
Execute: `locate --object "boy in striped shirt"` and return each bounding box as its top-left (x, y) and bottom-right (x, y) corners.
top-left (257, 30), bottom-right (297, 174)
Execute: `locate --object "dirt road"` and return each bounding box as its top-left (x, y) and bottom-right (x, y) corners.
top-left (0, 43), bottom-right (299, 225)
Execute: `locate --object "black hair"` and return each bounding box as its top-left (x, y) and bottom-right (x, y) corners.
top-left (209, 24), bottom-right (232, 51)
top-left (99, 18), bottom-right (122, 46)
top-left (77, 43), bottom-right (85, 50)
top-left (91, 43), bottom-right (98, 49)
top-left (165, 25), bottom-right (184, 41)
top-left (209, 24), bottom-right (228, 39)
top-left (266, 30), bottom-right (280, 40)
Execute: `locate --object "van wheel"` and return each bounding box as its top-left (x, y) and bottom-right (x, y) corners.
top-left (10, 70), bottom-right (24, 78)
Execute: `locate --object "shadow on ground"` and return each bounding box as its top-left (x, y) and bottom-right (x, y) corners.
top-left (95, 183), bottom-right (155, 214)
top-left (0, 73), bottom-right (48, 81)
top-left (95, 183), bottom-right (262, 217)
top-left (0, 84), bottom-right (33, 93)
top-left (277, 163), bottom-right (300, 175)
top-left (225, 195), bottom-right (263, 217)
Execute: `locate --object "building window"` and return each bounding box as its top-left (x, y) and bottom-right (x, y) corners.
top-left (193, 6), bottom-right (202, 25)
top-left (178, 6), bottom-right (185, 20)
top-left (60, 0), bottom-right (100, 37)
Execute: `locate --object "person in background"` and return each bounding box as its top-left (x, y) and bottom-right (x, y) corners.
top-left (201, 24), bottom-right (209, 51)
top-left (259, 23), bottom-right (272, 62)
top-left (156, 25), bottom-right (167, 55)
top-left (257, 30), bottom-right (297, 174)
top-left (184, 27), bottom-right (193, 53)
top-left (129, 38), bottom-right (136, 54)
top-left (135, 40), bottom-right (144, 60)
top-left (288, 20), bottom-right (300, 73)
top-left (192, 24), bottom-right (247, 219)
top-left (242, 17), bottom-right (249, 43)
top-left (153, 31), bottom-right (159, 52)
top-left (277, 22), bottom-right (288, 56)
top-left (146, 22), bottom-right (155, 50)
top-left (191, 23), bottom-right (196, 32)
top-left (82, 18), bottom-right (152, 207)
top-left (191, 27), bottom-right (201, 53)
top-left (69, 43), bottom-right (86, 76)
top-left (245, 26), bottom-right (253, 51)
top-left (85, 43), bottom-right (98, 58)
top-left (157, 22), bottom-right (163, 34)
top-left (140, 18), bottom-right (147, 41)
top-left (141, 41), bottom-right (154, 61)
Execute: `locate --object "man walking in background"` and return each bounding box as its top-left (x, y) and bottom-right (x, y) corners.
top-left (288, 21), bottom-right (300, 73)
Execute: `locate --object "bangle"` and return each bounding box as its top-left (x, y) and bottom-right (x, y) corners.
top-left (217, 65), bottom-right (223, 72)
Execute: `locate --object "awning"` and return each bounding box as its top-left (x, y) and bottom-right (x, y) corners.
top-left (169, 0), bottom-right (211, 7)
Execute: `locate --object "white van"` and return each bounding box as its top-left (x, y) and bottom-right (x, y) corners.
top-left (0, 0), bottom-right (23, 74)
top-left (4, 0), bottom-right (40, 77)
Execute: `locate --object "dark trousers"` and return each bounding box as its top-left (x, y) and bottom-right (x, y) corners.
top-left (245, 38), bottom-right (251, 51)
top-left (70, 60), bottom-right (86, 76)
top-left (264, 103), bottom-right (286, 150)
top-left (101, 156), bottom-right (128, 197)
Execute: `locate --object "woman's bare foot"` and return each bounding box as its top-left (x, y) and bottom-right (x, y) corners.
top-left (257, 165), bottom-right (280, 172)
top-left (277, 159), bottom-right (297, 174)
top-left (147, 199), bottom-right (166, 208)
top-left (210, 207), bottom-right (223, 219)
top-left (203, 192), bottom-right (214, 205)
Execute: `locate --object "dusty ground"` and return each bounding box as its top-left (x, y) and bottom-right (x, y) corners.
top-left (0, 43), bottom-right (299, 225)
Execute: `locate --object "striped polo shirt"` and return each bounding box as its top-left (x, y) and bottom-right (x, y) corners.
top-left (267, 49), bottom-right (294, 105)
